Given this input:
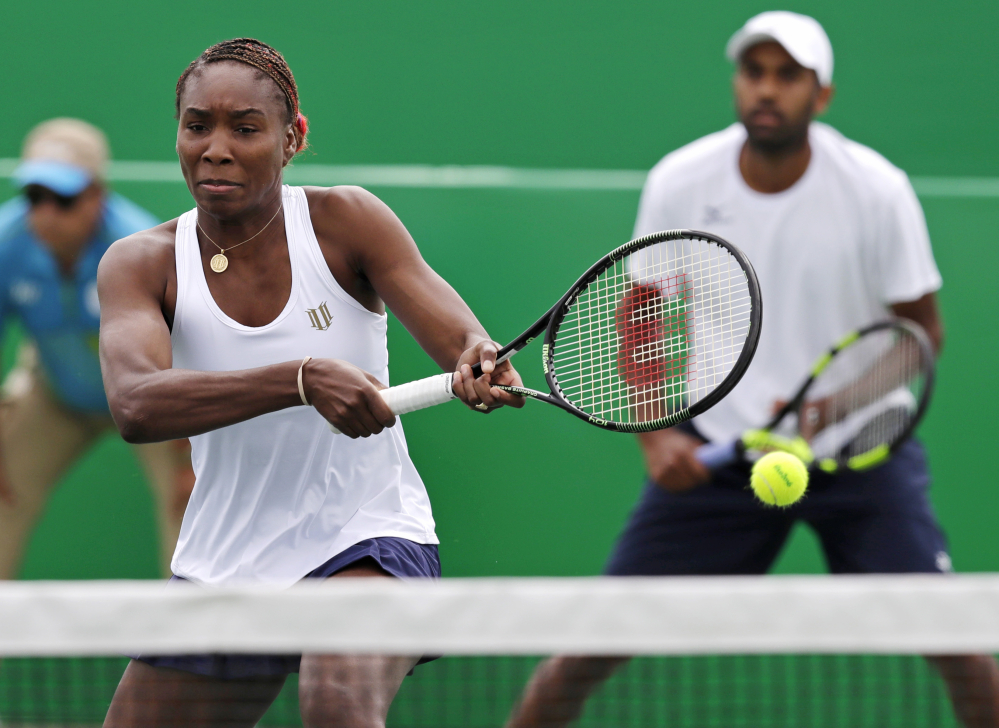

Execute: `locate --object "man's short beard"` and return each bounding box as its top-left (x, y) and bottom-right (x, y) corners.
top-left (744, 117), bottom-right (811, 156)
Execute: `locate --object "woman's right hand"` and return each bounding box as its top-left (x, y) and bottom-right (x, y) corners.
top-left (301, 358), bottom-right (397, 438)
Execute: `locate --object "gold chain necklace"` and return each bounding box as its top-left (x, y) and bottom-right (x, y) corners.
top-left (196, 205), bottom-right (283, 274)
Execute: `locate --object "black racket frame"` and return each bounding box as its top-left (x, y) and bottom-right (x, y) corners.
top-left (738, 318), bottom-right (936, 471)
top-left (471, 230), bottom-right (763, 432)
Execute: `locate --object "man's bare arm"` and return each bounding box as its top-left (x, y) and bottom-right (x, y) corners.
top-left (97, 229), bottom-right (385, 443)
top-left (891, 291), bottom-right (944, 354)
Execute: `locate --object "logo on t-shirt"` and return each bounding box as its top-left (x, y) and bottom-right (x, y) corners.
top-left (702, 205), bottom-right (732, 226)
top-left (306, 301), bottom-right (333, 331)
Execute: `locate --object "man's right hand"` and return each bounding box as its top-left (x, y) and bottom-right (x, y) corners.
top-left (301, 358), bottom-right (397, 439)
top-left (637, 428), bottom-right (711, 493)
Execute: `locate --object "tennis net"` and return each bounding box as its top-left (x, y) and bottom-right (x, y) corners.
top-left (2, 575), bottom-right (998, 726)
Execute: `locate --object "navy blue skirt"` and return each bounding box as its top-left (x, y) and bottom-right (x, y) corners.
top-left (136, 537), bottom-right (441, 679)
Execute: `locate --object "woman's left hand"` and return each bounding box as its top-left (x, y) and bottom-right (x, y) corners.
top-left (452, 339), bottom-right (526, 413)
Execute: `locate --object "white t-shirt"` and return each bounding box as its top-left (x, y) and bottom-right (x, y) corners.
top-left (634, 122), bottom-right (941, 443)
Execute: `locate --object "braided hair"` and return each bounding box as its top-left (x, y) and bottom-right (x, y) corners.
top-left (176, 38), bottom-right (309, 152)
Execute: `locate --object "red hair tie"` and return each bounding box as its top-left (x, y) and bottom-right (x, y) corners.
top-left (295, 113), bottom-right (309, 152)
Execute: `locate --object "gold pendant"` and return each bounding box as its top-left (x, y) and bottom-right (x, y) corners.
top-left (210, 253), bottom-right (229, 273)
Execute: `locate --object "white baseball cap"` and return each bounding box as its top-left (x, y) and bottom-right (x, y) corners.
top-left (726, 11), bottom-right (834, 87)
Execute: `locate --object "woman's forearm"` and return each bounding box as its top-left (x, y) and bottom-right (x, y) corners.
top-left (109, 360), bottom-right (302, 443)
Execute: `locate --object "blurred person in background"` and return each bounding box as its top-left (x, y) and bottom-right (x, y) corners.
top-left (506, 12), bottom-right (999, 728)
top-left (0, 118), bottom-right (193, 578)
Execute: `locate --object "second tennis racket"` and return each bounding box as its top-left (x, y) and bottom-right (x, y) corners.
top-left (694, 319), bottom-right (935, 474)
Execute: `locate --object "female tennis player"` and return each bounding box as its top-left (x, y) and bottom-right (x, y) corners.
top-left (99, 38), bottom-right (522, 727)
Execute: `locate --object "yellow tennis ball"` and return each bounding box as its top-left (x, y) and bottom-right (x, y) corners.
top-left (751, 452), bottom-right (809, 507)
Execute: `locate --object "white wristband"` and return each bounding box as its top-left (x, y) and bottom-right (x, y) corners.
top-left (298, 357), bottom-right (313, 406)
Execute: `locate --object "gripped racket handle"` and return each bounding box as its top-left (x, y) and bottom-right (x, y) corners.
top-left (328, 352), bottom-right (518, 434)
top-left (694, 440), bottom-right (739, 470)
top-left (327, 373), bottom-right (456, 434)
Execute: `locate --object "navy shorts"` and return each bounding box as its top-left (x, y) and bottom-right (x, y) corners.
top-left (606, 427), bottom-right (951, 577)
top-left (136, 537), bottom-right (441, 679)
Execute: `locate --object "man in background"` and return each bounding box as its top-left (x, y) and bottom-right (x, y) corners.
top-left (506, 12), bottom-right (999, 728)
top-left (0, 118), bottom-right (193, 577)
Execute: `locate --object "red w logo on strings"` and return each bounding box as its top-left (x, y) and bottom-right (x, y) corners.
top-left (615, 275), bottom-right (696, 390)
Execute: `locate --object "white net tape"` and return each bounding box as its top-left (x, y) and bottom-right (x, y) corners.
top-left (3, 575), bottom-right (999, 657)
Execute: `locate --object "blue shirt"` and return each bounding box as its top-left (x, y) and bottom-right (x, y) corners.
top-left (0, 193), bottom-right (158, 413)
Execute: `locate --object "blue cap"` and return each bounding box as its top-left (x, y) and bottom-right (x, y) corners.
top-left (13, 159), bottom-right (93, 197)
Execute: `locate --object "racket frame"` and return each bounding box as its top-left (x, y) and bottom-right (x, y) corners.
top-left (741, 318), bottom-right (935, 472)
top-left (474, 230), bottom-right (763, 433)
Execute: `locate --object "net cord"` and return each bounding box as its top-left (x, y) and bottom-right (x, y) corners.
top-left (2, 575), bottom-right (999, 656)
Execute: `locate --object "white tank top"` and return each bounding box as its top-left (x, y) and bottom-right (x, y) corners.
top-left (169, 185), bottom-right (438, 586)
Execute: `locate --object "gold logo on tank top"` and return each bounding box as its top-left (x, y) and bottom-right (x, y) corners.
top-left (306, 302), bottom-right (333, 331)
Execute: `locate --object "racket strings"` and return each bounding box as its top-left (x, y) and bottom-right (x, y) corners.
top-left (801, 327), bottom-right (928, 461)
top-left (550, 236), bottom-right (755, 425)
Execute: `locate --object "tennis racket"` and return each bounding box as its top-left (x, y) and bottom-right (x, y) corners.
top-left (694, 319), bottom-right (935, 474)
top-left (329, 230), bottom-right (762, 434)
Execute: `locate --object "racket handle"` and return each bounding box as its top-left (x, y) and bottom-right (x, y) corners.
top-left (328, 373), bottom-right (456, 435)
top-left (694, 440), bottom-right (739, 470)
top-left (468, 349), bottom-right (516, 379)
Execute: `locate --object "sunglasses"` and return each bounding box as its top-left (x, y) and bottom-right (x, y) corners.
top-left (24, 185), bottom-right (81, 210)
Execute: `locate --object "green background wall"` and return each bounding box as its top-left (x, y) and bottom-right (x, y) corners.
top-left (1, 0), bottom-right (996, 580)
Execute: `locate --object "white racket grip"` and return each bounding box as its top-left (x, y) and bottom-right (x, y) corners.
top-left (327, 373), bottom-right (456, 434)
